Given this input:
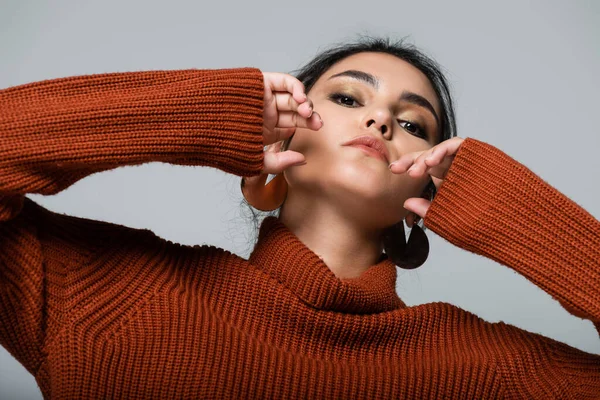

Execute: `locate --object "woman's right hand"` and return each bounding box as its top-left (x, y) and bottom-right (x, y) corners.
top-left (260, 72), bottom-right (323, 175)
top-left (240, 72), bottom-right (322, 211)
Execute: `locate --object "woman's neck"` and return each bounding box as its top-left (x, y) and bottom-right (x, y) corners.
top-left (278, 194), bottom-right (384, 280)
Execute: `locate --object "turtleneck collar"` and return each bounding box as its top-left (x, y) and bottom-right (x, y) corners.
top-left (248, 216), bottom-right (405, 314)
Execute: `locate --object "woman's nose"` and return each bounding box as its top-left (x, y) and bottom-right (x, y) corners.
top-left (366, 119), bottom-right (388, 135)
top-left (364, 109), bottom-right (393, 140)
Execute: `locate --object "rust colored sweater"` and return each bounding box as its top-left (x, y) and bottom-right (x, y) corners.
top-left (1, 68), bottom-right (599, 399)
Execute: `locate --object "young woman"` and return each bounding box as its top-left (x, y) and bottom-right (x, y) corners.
top-left (1, 38), bottom-right (598, 399)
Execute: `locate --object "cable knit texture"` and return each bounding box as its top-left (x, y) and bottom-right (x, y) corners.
top-left (0, 68), bottom-right (599, 399)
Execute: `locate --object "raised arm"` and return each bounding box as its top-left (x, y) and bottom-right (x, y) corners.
top-left (0, 68), bottom-right (268, 375)
top-left (0, 68), bottom-right (269, 220)
top-left (421, 138), bottom-right (600, 334)
top-left (395, 137), bottom-right (600, 396)
top-left (0, 68), bottom-right (321, 375)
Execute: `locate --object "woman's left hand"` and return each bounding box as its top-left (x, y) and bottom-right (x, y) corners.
top-left (389, 137), bottom-right (465, 221)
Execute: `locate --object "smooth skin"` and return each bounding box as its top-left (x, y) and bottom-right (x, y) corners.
top-left (246, 55), bottom-right (464, 278)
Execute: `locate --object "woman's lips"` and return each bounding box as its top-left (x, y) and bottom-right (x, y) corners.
top-left (341, 135), bottom-right (391, 163)
top-left (347, 144), bottom-right (389, 163)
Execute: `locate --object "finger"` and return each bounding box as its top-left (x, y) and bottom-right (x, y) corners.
top-left (246, 140), bottom-right (284, 184)
top-left (408, 148), bottom-right (441, 177)
top-left (403, 197), bottom-right (431, 219)
top-left (388, 151), bottom-right (425, 174)
top-left (423, 137), bottom-right (462, 166)
top-left (274, 93), bottom-right (313, 118)
top-left (421, 137), bottom-right (464, 178)
top-left (391, 137), bottom-right (464, 172)
top-left (441, 136), bottom-right (465, 155)
top-left (424, 155), bottom-right (455, 180)
top-left (263, 149), bottom-right (306, 175)
top-left (424, 145), bottom-right (447, 167)
top-left (265, 72), bottom-right (307, 104)
top-left (276, 111), bottom-right (323, 130)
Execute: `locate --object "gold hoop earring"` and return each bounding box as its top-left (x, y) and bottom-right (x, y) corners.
top-left (240, 173), bottom-right (288, 211)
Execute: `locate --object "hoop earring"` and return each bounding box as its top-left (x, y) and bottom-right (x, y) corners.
top-left (240, 173), bottom-right (288, 211)
top-left (382, 180), bottom-right (435, 269)
top-left (382, 220), bottom-right (430, 269)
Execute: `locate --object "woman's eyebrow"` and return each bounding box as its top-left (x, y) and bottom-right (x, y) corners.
top-left (328, 70), bottom-right (379, 89)
top-left (327, 69), bottom-right (440, 126)
top-left (399, 91), bottom-right (440, 127)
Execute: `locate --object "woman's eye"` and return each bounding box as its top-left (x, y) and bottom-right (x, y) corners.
top-left (398, 120), bottom-right (427, 139)
top-left (329, 93), bottom-right (360, 107)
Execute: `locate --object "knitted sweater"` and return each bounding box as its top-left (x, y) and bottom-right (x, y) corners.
top-left (0, 68), bottom-right (599, 399)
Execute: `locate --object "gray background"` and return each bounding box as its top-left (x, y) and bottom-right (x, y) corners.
top-left (1, 0), bottom-right (598, 398)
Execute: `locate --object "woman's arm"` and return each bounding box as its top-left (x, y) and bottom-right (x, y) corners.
top-left (395, 138), bottom-right (600, 397)
top-left (0, 68), bottom-right (267, 220)
top-left (424, 138), bottom-right (600, 335)
top-left (0, 68), bottom-right (267, 374)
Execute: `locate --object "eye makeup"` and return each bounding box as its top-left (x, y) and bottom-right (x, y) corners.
top-left (326, 83), bottom-right (365, 106)
top-left (325, 80), bottom-right (436, 141)
top-left (397, 108), bottom-right (437, 141)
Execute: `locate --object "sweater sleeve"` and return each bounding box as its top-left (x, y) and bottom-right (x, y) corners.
top-left (0, 68), bottom-right (265, 221)
top-left (424, 138), bottom-right (600, 336)
top-left (0, 68), bottom-right (265, 374)
top-left (493, 322), bottom-right (600, 398)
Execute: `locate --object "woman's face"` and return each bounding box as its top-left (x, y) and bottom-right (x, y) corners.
top-left (284, 52), bottom-right (441, 229)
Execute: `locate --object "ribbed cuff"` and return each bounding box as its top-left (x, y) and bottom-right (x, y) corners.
top-left (424, 138), bottom-right (600, 322)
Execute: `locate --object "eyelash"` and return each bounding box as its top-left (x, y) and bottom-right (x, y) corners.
top-left (328, 92), bottom-right (428, 139)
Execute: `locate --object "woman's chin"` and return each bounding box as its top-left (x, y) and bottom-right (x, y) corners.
top-left (333, 163), bottom-right (391, 194)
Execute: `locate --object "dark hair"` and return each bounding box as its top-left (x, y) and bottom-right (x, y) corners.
top-left (239, 36), bottom-right (457, 252)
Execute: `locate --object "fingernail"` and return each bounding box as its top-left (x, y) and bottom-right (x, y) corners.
top-left (388, 162), bottom-right (396, 169)
top-left (408, 165), bottom-right (417, 172)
